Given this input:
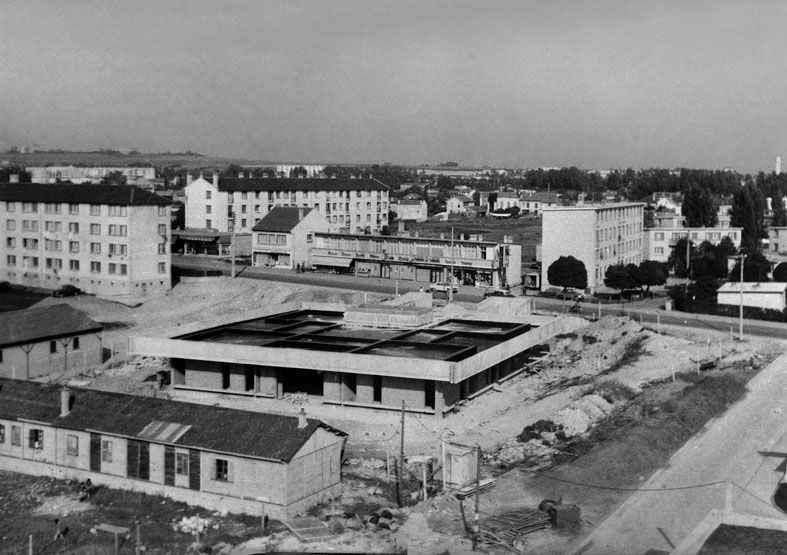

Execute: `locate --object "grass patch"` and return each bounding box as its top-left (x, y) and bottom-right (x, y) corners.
top-left (600, 335), bottom-right (648, 375)
top-left (699, 524), bottom-right (787, 554)
top-left (592, 379), bottom-right (638, 404)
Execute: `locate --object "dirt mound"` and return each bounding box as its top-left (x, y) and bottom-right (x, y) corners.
top-left (553, 394), bottom-right (614, 437)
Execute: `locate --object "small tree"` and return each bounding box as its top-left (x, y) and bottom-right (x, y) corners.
top-left (639, 260), bottom-right (667, 294)
top-left (773, 262), bottom-right (787, 282)
top-left (547, 256), bottom-right (588, 299)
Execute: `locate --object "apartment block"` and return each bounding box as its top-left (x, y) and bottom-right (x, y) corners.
top-left (0, 184), bottom-right (170, 298)
top-left (184, 174), bottom-right (390, 234)
top-left (28, 166), bottom-right (156, 184)
top-left (541, 203), bottom-right (645, 292)
top-left (643, 227), bottom-right (741, 263)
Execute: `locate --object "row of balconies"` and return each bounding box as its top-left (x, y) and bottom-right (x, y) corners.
top-left (311, 248), bottom-right (498, 268)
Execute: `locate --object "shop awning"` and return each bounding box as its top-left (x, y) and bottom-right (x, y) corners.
top-left (312, 255), bottom-right (354, 267)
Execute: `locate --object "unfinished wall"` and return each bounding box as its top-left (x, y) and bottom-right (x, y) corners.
top-left (381, 376), bottom-right (425, 408)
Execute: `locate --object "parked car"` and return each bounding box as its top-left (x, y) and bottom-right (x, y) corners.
top-left (430, 281), bottom-right (459, 294)
top-left (484, 287), bottom-right (515, 298)
top-left (52, 285), bottom-right (82, 297)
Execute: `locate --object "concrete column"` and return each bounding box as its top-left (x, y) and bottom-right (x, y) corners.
top-left (434, 384), bottom-right (445, 420)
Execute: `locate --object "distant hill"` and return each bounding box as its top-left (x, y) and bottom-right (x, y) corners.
top-left (0, 150), bottom-right (275, 170)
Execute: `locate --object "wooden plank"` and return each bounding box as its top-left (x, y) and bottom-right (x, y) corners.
top-left (281, 517), bottom-right (335, 543)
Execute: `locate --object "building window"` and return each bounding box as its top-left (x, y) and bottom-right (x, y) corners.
top-left (205, 205), bottom-right (212, 214)
top-left (90, 205), bottom-right (101, 216)
top-left (108, 225), bottom-right (127, 236)
top-left (109, 244), bottom-right (128, 256)
top-left (11, 425), bottom-right (21, 446)
top-left (276, 234), bottom-right (286, 245)
top-left (69, 203), bottom-right (79, 215)
top-left (257, 234), bottom-right (268, 244)
top-left (44, 203), bottom-right (61, 214)
top-left (0, 424), bottom-right (4, 443)
top-left (158, 243), bottom-right (166, 254)
top-left (206, 190), bottom-right (212, 200)
top-left (158, 262), bottom-right (166, 274)
top-left (108, 205), bottom-right (127, 217)
top-left (69, 222), bottom-right (79, 234)
top-left (69, 241), bottom-right (79, 253)
top-left (241, 219), bottom-right (247, 228)
top-left (6, 201), bottom-right (15, 212)
top-left (120, 264), bottom-right (127, 275)
top-left (28, 429), bottom-right (44, 450)
top-left (44, 239), bottom-right (62, 251)
top-left (6, 237), bottom-right (15, 248)
top-left (176, 452), bottom-right (189, 476)
top-left (69, 260), bottom-right (80, 271)
top-left (45, 258), bottom-right (63, 270)
top-left (108, 263), bottom-right (117, 274)
top-left (655, 247), bottom-right (664, 254)
top-left (22, 202), bottom-right (38, 213)
top-left (6, 255), bottom-right (16, 267)
top-left (90, 243), bottom-right (101, 254)
top-left (45, 221), bottom-right (62, 232)
top-left (6, 220), bottom-right (15, 231)
top-left (22, 256), bottom-right (38, 268)
top-left (158, 224), bottom-right (166, 235)
top-left (306, 233), bottom-right (313, 243)
top-left (214, 458), bottom-right (232, 482)
top-left (66, 434), bottom-right (79, 456)
top-left (206, 219), bottom-right (212, 228)
top-left (73, 337), bottom-right (80, 350)
top-left (101, 440), bottom-right (113, 462)
top-left (90, 261), bottom-right (101, 273)
top-left (90, 224), bottom-right (101, 235)
top-left (50, 340), bottom-right (57, 353)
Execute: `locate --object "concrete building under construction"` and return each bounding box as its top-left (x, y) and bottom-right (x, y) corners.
top-left (131, 303), bottom-right (580, 417)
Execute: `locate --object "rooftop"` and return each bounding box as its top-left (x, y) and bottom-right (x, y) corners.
top-left (252, 206), bottom-right (312, 233)
top-left (0, 183), bottom-right (169, 205)
top-left (717, 282), bottom-right (787, 294)
top-left (0, 378), bottom-right (345, 462)
top-left (0, 304), bottom-right (102, 348)
top-left (176, 309), bottom-right (535, 362)
top-left (542, 202), bottom-right (645, 212)
top-left (200, 176), bottom-right (388, 193)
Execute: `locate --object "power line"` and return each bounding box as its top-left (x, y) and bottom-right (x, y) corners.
top-left (520, 469), bottom-right (725, 492)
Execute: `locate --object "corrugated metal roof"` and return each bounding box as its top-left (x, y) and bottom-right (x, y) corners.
top-left (0, 378), bottom-right (346, 462)
top-left (0, 304), bottom-right (102, 348)
top-left (0, 183), bottom-right (169, 205)
top-left (716, 282), bottom-right (787, 293)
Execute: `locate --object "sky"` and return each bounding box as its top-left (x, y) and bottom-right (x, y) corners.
top-left (1, 0), bottom-right (786, 171)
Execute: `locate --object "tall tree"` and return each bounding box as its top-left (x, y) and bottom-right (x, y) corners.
top-left (729, 252), bottom-right (770, 282)
top-left (715, 236), bottom-right (738, 261)
top-left (729, 184), bottom-right (766, 252)
top-left (682, 185), bottom-right (717, 227)
top-left (771, 187), bottom-right (787, 227)
top-left (668, 238), bottom-right (697, 278)
top-left (547, 256), bottom-right (588, 298)
top-left (604, 264), bottom-right (633, 300)
top-left (639, 260), bottom-right (667, 293)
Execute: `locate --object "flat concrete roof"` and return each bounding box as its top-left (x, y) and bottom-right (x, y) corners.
top-left (174, 309), bottom-right (533, 363)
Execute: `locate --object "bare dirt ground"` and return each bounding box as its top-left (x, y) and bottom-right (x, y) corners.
top-left (28, 278), bottom-right (787, 553)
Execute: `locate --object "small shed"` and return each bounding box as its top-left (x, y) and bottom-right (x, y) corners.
top-left (716, 282), bottom-right (787, 311)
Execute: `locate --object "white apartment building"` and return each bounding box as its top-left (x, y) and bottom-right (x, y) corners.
top-left (643, 227), bottom-right (741, 263)
top-left (28, 166), bottom-right (156, 184)
top-left (541, 203), bottom-right (645, 292)
top-left (184, 174), bottom-right (389, 234)
top-left (275, 164), bottom-right (325, 178)
top-left (0, 184), bottom-right (170, 298)
top-left (392, 200), bottom-right (428, 222)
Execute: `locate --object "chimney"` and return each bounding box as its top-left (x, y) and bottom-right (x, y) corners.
top-left (186, 173), bottom-right (193, 186)
top-left (212, 172), bottom-right (219, 187)
top-left (60, 387), bottom-right (73, 417)
top-left (298, 408), bottom-right (307, 429)
top-left (9, 174), bottom-right (19, 184)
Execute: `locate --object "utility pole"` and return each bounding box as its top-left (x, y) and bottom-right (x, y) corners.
top-left (738, 254), bottom-right (744, 341)
top-left (449, 227), bottom-right (455, 302)
top-left (398, 400), bottom-right (405, 507)
top-left (473, 444), bottom-right (481, 550)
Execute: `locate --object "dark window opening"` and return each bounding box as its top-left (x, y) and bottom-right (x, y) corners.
top-left (281, 369), bottom-right (323, 396)
top-left (459, 380), bottom-right (467, 401)
top-left (425, 380), bottom-right (435, 409)
top-left (244, 365), bottom-right (254, 391)
top-left (221, 363), bottom-right (230, 390)
top-left (373, 375), bottom-right (382, 403)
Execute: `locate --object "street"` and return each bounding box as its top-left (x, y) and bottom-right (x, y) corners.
top-left (574, 352), bottom-right (787, 554)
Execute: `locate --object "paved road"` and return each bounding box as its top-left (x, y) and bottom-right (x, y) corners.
top-left (574, 352), bottom-right (787, 554)
top-left (173, 255), bottom-right (483, 302)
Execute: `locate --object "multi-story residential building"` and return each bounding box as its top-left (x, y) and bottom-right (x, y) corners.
top-left (184, 174), bottom-right (389, 234)
top-left (541, 203), bottom-right (645, 292)
top-left (643, 226), bottom-right (741, 263)
top-left (391, 199), bottom-right (428, 222)
top-left (446, 195), bottom-right (473, 215)
top-left (0, 184), bottom-right (170, 298)
top-left (251, 207), bottom-right (330, 269)
top-left (767, 227), bottom-right (787, 266)
top-left (310, 233), bottom-right (521, 289)
top-left (519, 191), bottom-right (559, 215)
top-left (493, 191), bottom-right (520, 211)
top-left (28, 166), bottom-right (156, 184)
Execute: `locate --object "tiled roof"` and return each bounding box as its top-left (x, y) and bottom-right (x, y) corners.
top-left (0, 305), bottom-right (102, 348)
top-left (520, 191), bottom-right (560, 203)
top-left (451, 195), bottom-right (473, 203)
top-left (0, 183), bottom-right (170, 205)
top-left (251, 207), bottom-right (311, 233)
top-left (396, 200), bottom-right (426, 206)
top-left (0, 378), bottom-right (346, 462)
top-left (209, 177), bottom-right (388, 193)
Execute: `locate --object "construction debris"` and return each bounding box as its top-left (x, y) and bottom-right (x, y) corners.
top-left (453, 477), bottom-right (496, 500)
top-left (476, 508), bottom-right (551, 552)
top-left (280, 516), bottom-right (335, 542)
